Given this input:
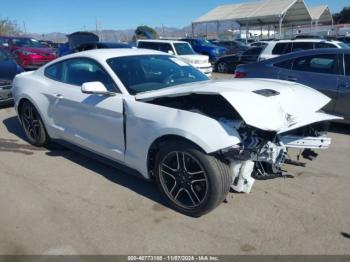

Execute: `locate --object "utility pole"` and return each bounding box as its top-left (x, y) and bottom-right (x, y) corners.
top-left (22, 21), bottom-right (27, 35)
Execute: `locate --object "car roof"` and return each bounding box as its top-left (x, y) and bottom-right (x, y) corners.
top-left (267, 39), bottom-right (342, 44)
top-left (264, 48), bottom-right (350, 63)
top-left (137, 39), bottom-right (188, 44)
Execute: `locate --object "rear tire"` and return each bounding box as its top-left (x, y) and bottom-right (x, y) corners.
top-left (154, 141), bottom-right (232, 217)
top-left (20, 101), bottom-right (50, 146)
top-left (217, 62), bottom-right (229, 73)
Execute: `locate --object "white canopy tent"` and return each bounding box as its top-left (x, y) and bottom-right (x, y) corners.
top-left (309, 5), bottom-right (333, 26)
top-left (192, 0), bottom-right (317, 39)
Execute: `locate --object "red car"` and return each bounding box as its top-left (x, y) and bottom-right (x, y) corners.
top-left (0, 36), bottom-right (57, 70)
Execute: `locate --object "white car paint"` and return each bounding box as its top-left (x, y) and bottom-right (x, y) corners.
top-left (137, 40), bottom-right (212, 75)
top-left (12, 49), bottom-right (340, 194)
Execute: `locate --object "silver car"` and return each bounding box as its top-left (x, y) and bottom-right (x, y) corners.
top-left (235, 49), bottom-right (350, 122)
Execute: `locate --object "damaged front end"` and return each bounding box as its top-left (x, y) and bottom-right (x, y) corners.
top-left (219, 120), bottom-right (332, 193)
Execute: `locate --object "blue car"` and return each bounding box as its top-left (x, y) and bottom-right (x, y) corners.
top-left (0, 48), bottom-right (24, 105)
top-left (181, 38), bottom-right (227, 62)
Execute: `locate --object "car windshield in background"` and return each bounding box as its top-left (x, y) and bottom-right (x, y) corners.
top-left (174, 43), bottom-right (195, 55)
top-left (198, 39), bottom-right (214, 46)
top-left (0, 49), bottom-right (9, 61)
top-left (107, 55), bottom-right (209, 95)
top-left (339, 42), bottom-right (350, 48)
top-left (12, 38), bottom-right (45, 48)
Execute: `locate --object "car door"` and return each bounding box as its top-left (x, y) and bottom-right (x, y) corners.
top-left (277, 53), bottom-right (340, 114)
top-left (44, 57), bottom-right (125, 162)
top-left (335, 54), bottom-right (350, 119)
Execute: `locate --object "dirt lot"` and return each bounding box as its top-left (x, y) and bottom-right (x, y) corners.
top-left (0, 74), bottom-right (350, 254)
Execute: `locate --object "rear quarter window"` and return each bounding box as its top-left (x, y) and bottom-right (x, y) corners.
top-left (44, 62), bottom-right (62, 81)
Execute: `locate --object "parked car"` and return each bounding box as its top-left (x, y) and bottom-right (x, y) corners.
top-left (258, 39), bottom-right (348, 61)
top-left (210, 40), bottom-right (248, 55)
top-left (0, 36), bottom-right (57, 70)
top-left (58, 31), bottom-right (100, 57)
top-left (235, 49), bottom-right (350, 122)
top-left (68, 42), bottom-right (131, 54)
top-left (0, 48), bottom-right (24, 105)
top-left (293, 34), bottom-right (324, 40)
top-left (214, 47), bottom-right (264, 73)
top-left (13, 49), bottom-right (339, 216)
top-left (337, 36), bottom-right (350, 47)
top-left (180, 38), bottom-right (227, 62)
top-left (137, 40), bottom-right (212, 75)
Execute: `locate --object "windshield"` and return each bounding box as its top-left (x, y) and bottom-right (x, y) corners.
top-left (12, 38), bottom-right (45, 48)
top-left (197, 39), bottom-right (213, 46)
top-left (174, 43), bottom-right (195, 55)
top-left (107, 55), bottom-right (209, 95)
top-left (339, 42), bottom-right (350, 49)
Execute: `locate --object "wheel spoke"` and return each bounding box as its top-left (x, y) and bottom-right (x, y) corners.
top-left (190, 185), bottom-right (201, 203)
top-left (187, 170), bottom-right (205, 176)
top-left (184, 189), bottom-right (196, 206)
top-left (161, 169), bottom-right (176, 181)
top-left (174, 187), bottom-right (183, 200)
top-left (191, 179), bottom-right (206, 184)
top-left (181, 152), bottom-right (187, 171)
top-left (32, 120), bottom-right (40, 128)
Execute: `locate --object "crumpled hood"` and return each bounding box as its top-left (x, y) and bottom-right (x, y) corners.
top-left (135, 79), bottom-right (342, 133)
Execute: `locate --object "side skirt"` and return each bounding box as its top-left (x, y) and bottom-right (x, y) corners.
top-left (52, 139), bottom-right (148, 181)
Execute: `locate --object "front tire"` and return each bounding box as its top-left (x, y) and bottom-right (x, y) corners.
top-left (154, 141), bottom-right (232, 217)
top-left (20, 101), bottom-right (50, 146)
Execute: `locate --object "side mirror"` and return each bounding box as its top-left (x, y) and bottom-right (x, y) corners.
top-left (168, 50), bottom-right (175, 55)
top-left (81, 82), bottom-right (115, 96)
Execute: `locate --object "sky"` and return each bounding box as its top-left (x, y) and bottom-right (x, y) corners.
top-left (0, 0), bottom-right (348, 34)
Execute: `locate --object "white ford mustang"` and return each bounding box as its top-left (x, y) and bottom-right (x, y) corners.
top-left (12, 48), bottom-right (340, 216)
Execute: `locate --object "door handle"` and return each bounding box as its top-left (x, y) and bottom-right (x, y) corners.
top-left (54, 93), bottom-right (64, 99)
top-left (287, 76), bottom-right (297, 82)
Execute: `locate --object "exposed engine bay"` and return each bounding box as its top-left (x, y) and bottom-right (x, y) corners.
top-left (147, 94), bottom-right (332, 193)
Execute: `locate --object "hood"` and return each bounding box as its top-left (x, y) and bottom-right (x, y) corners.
top-left (178, 54), bottom-right (209, 64)
top-left (135, 79), bottom-right (342, 133)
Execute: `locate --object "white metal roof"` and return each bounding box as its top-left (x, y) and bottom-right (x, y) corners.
top-left (193, 0), bottom-right (312, 26)
top-left (309, 5), bottom-right (333, 24)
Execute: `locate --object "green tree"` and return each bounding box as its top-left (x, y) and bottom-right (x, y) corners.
top-left (134, 25), bottom-right (158, 40)
top-left (0, 18), bottom-right (22, 35)
top-left (333, 6), bottom-right (350, 24)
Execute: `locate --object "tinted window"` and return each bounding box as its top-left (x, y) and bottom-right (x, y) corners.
top-left (292, 54), bottom-right (338, 75)
top-left (272, 43), bottom-right (292, 55)
top-left (292, 42), bottom-right (314, 52)
top-left (158, 43), bottom-right (173, 53)
top-left (107, 55), bottom-right (208, 95)
top-left (345, 54), bottom-right (350, 76)
top-left (243, 47), bottom-right (263, 56)
top-left (275, 59), bottom-right (293, 69)
top-left (61, 58), bottom-right (117, 91)
top-left (138, 42), bottom-right (173, 53)
top-left (315, 42), bottom-right (337, 49)
top-left (138, 42), bottom-right (157, 49)
top-left (44, 62), bottom-right (62, 81)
